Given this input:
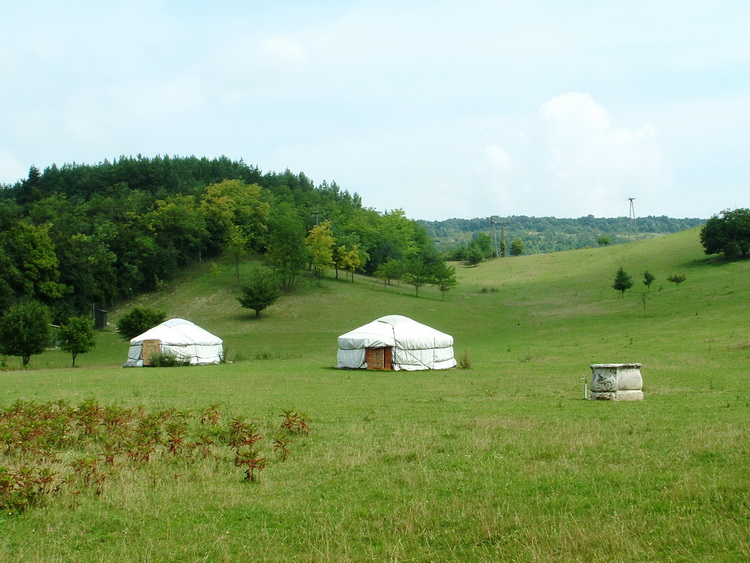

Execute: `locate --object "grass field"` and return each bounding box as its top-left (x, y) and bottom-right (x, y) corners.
top-left (2, 227), bottom-right (749, 561)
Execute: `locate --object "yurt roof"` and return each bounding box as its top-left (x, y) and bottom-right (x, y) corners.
top-left (337, 315), bottom-right (453, 350)
top-left (129, 318), bottom-right (222, 346)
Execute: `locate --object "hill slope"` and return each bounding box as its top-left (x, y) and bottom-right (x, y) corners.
top-left (3, 227), bottom-right (750, 561)
top-left (23, 226), bottom-right (750, 382)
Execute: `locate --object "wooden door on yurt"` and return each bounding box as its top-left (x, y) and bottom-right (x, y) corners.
top-left (366, 347), bottom-right (392, 370)
top-left (141, 339), bottom-right (162, 366)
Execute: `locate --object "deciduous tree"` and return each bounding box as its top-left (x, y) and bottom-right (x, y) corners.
top-left (147, 195), bottom-right (208, 265)
top-left (403, 258), bottom-right (434, 297)
top-left (201, 179), bottom-right (270, 253)
top-left (58, 316), bottom-right (96, 367)
top-left (4, 221), bottom-right (69, 302)
top-left (265, 204), bottom-right (309, 289)
top-left (305, 221), bottom-right (335, 276)
top-left (432, 262), bottom-right (458, 300)
top-left (117, 306), bottom-right (166, 340)
top-left (335, 243), bottom-right (367, 281)
top-left (226, 225), bottom-right (249, 285)
top-left (643, 271), bottom-right (655, 291)
top-left (700, 208), bottom-right (750, 260)
top-left (509, 238), bottom-right (524, 256)
top-left (374, 259), bottom-right (403, 289)
top-left (667, 274), bottom-right (686, 289)
top-left (0, 301), bottom-right (52, 367)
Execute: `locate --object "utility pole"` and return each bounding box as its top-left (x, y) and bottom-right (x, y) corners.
top-left (628, 197), bottom-right (637, 242)
top-left (500, 218), bottom-right (507, 257)
top-left (490, 216), bottom-right (499, 258)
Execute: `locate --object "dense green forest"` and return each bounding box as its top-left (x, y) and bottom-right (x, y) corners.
top-left (421, 215), bottom-right (705, 257)
top-left (0, 155), bottom-right (443, 322)
top-left (0, 155), bottom-right (704, 323)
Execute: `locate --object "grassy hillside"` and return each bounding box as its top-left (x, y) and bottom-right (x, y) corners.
top-left (2, 227), bottom-right (749, 561)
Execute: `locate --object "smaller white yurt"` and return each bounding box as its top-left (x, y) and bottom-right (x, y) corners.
top-left (337, 315), bottom-right (456, 371)
top-left (123, 318), bottom-right (223, 367)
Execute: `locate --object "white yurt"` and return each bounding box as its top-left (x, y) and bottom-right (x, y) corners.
top-left (123, 318), bottom-right (223, 367)
top-left (337, 315), bottom-right (456, 371)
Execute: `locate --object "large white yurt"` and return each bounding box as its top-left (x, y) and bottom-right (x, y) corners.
top-left (336, 315), bottom-right (456, 371)
top-left (123, 318), bottom-right (223, 367)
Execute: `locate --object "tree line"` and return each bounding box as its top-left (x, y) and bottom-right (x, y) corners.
top-left (423, 214), bottom-right (705, 257)
top-left (0, 155), bottom-right (452, 323)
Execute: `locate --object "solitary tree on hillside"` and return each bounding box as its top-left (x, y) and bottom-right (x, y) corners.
top-left (612, 267), bottom-right (634, 297)
top-left (432, 262), bottom-right (459, 300)
top-left (238, 268), bottom-right (281, 318)
top-left (643, 271), bottom-right (655, 291)
top-left (58, 316), bottom-right (96, 367)
top-left (667, 274), bottom-right (686, 289)
top-left (700, 208), bottom-right (750, 260)
top-left (0, 301), bottom-right (52, 367)
top-left (509, 238), bottom-right (524, 256)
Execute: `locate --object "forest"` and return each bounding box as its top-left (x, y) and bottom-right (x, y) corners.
top-left (0, 155), bottom-right (704, 323)
top-left (0, 155), bottom-right (444, 322)
top-left (422, 215), bottom-right (704, 256)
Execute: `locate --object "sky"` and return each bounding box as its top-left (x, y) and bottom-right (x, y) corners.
top-left (1, 0), bottom-right (748, 221)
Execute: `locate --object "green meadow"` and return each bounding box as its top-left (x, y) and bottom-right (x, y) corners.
top-left (2, 227), bottom-right (749, 562)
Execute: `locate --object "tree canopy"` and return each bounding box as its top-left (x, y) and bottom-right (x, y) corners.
top-left (116, 306), bottom-right (167, 341)
top-left (0, 156), bottom-right (443, 319)
top-left (700, 208), bottom-right (750, 260)
top-left (425, 215), bottom-right (704, 256)
top-left (237, 268), bottom-right (281, 318)
top-left (0, 300), bottom-right (52, 367)
top-left (58, 316), bottom-right (96, 367)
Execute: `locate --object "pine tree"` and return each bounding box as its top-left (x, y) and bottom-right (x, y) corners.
top-left (612, 267), bottom-right (633, 297)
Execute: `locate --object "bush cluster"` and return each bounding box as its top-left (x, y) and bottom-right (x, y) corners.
top-left (0, 399), bottom-right (311, 515)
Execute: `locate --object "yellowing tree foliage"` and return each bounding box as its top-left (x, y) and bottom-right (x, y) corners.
top-left (305, 221), bottom-right (335, 276)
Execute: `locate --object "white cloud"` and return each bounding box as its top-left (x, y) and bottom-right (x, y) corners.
top-left (483, 145), bottom-right (513, 175)
top-left (537, 92), bottom-right (667, 216)
top-left (0, 1), bottom-right (745, 219)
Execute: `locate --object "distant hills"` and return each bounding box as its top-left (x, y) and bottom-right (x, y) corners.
top-left (419, 215), bottom-right (705, 255)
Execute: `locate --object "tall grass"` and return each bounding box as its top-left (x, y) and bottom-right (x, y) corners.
top-left (2, 227), bottom-right (749, 561)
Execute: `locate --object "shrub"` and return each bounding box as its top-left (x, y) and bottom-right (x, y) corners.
top-left (149, 351), bottom-right (190, 367)
top-left (116, 307), bottom-right (166, 340)
top-left (0, 399), bottom-right (314, 512)
top-left (458, 349), bottom-right (472, 369)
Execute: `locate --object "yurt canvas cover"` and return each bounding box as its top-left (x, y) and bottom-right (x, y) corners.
top-left (123, 318), bottom-right (223, 367)
top-left (337, 315), bottom-right (456, 371)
